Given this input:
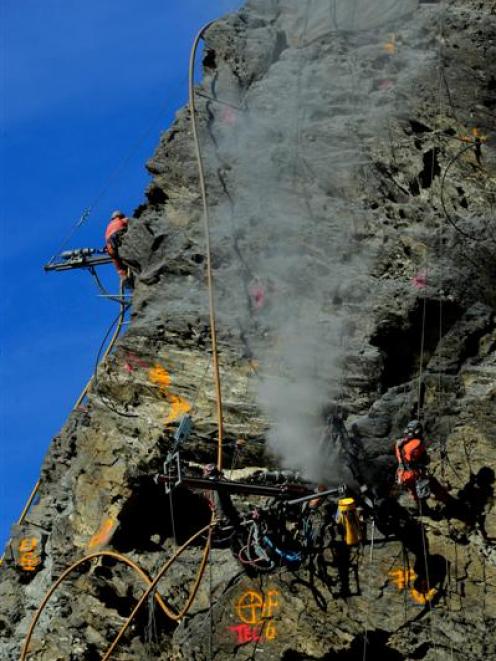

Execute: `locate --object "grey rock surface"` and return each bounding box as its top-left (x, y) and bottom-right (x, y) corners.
top-left (1, 1), bottom-right (496, 659)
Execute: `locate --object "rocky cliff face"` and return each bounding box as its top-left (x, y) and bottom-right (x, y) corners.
top-left (1, 1), bottom-right (496, 659)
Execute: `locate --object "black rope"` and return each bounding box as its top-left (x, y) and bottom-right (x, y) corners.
top-left (91, 303), bottom-right (139, 419)
top-left (440, 142), bottom-right (493, 243)
top-left (89, 267), bottom-right (130, 304)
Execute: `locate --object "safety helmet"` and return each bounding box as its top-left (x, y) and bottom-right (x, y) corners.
top-left (111, 210), bottom-right (125, 219)
top-left (404, 419), bottom-right (423, 438)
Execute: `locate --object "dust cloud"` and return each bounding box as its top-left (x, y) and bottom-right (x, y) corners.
top-left (201, 0), bottom-right (439, 483)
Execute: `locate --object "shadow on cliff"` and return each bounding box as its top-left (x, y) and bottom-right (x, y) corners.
top-left (446, 466), bottom-right (495, 540)
top-left (375, 497), bottom-right (447, 591)
top-left (112, 478), bottom-right (212, 552)
top-left (282, 629), bottom-right (404, 660)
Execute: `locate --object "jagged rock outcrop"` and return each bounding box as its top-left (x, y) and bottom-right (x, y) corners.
top-left (1, 1), bottom-right (496, 659)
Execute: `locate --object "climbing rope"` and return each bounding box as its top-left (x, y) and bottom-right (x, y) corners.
top-left (417, 499), bottom-right (441, 656)
top-left (361, 519), bottom-right (376, 661)
top-left (395, 4), bottom-right (457, 655)
top-left (90, 297), bottom-right (138, 419)
top-left (145, 591), bottom-right (159, 656)
top-left (440, 142), bottom-right (492, 242)
top-left (434, 4), bottom-right (480, 655)
top-left (208, 541), bottom-right (214, 661)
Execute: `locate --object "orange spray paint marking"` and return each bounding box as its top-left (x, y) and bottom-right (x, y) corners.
top-left (164, 393), bottom-right (192, 425)
top-left (88, 518), bottom-right (116, 550)
top-left (19, 552), bottom-right (41, 572)
top-left (389, 568), bottom-right (416, 591)
top-left (149, 363), bottom-right (191, 425)
top-left (19, 537), bottom-right (38, 553)
top-left (229, 589), bottom-right (280, 644)
top-left (261, 590), bottom-right (279, 619)
top-left (265, 620), bottom-right (277, 640)
top-left (236, 591), bottom-right (265, 624)
top-left (388, 568), bottom-right (437, 605)
top-left (410, 578), bottom-right (437, 605)
top-left (149, 365), bottom-right (172, 388)
top-left (236, 589), bottom-right (280, 623)
top-left (18, 537), bottom-right (41, 572)
top-left (384, 34), bottom-right (396, 55)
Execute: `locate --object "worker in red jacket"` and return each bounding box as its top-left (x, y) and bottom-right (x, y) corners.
top-left (105, 210), bottom-right (129, 279)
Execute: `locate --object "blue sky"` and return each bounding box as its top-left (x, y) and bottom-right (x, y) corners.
top-left (0, 0), bottom-right (242, 550)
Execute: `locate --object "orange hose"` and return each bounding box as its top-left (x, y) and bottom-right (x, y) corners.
top-left (20, 550), bottom-right (174, 661)
top-left (100, 523), bottom-right (214, 660)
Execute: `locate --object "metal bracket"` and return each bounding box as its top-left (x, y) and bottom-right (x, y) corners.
top-left (163, 452), bottom-right (183, 494)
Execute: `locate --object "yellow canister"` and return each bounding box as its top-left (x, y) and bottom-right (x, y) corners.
top-left (337, 497), bottom-right (362, 546)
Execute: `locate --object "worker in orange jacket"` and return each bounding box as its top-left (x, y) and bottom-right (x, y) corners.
top-left (395, 420), bottom-right (431, 502)
top-left (105, 210), bottom-right (129, 279)
top-left (395, 420), bottom-right (450, 509)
